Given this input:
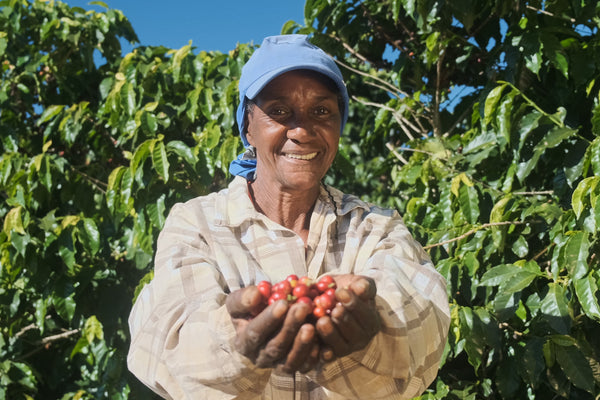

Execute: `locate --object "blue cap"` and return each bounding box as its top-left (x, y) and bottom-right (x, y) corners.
top-left (236, 34), bottom-right (349, 147)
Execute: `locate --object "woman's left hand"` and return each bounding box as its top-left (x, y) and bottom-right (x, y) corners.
top-left (315, 275), bottom-right (381, 361)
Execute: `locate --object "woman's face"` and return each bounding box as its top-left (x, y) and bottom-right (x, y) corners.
top-left (246, 70), bottom-right (342, 192)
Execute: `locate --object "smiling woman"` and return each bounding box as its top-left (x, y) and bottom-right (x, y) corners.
top-left (127, 34), bottom-right (450, 400)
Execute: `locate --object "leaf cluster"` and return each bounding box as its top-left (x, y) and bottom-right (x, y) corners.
top-left (283, 0), bottom-right (600, 398)
top-left (1, 0), bottom-right (249, 397)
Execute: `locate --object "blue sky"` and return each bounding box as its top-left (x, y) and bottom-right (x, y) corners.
top-left (64, 0), bottom-right (306, 52)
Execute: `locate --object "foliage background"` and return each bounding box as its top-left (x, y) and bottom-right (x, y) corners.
top-left (1, 0), bottom-right (599, 398)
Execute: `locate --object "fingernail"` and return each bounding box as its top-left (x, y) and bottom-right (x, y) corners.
top-left (300, 325), bottom-right (312, 342)
top-left (336, 288), bottom-right (351, 303)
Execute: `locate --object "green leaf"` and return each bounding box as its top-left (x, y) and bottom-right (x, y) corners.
top-left (83, 315), bottom-right (104, 343)
top-left (524, 47), bottom-right (542, 75)
top-left (167, 140), bottom-right (197, 167)
top-left (536, 126), bottom-right (577, 149)
top-left (496, 93), bottom-right (514, 146)
top-left (480, 264), bottom-right (517, 287)
top-left (459, 307), bottom-right (483, 370)
top-left (10, 291), bottom-right (21, 317)
top-left (120, 82), bottom-right (136, 115)
top-left (152, 140), bottom-right (169, 182)
top-left (517, 126), bottom-right (577, 183)
top-left (3, 206), bottom-right (25, 235)
top-left (52, 294), bottom-right (76, 322)
top-left (458, 184), bottom-right (479, 224)
top-left (511, 235), bottom-right (529, 258)
top-left (562, 231), bottom-right (590, 280)
top-left (58, 233), bottom-right (76, 271)
top-left (587, 137), bottom-right (600, 175)
top-left (540, 283), bottom-right (571, 334)
top-left (37, 105), bottom-right (64, 125)
top-left (200, 121), bottom-right (221, 150)
top-left (79, 218), bottom-right (100, 256)
top-left (147, 194), bottom-right (166, 229)
top-left (392, 0), bottom-right (401, 22)
top-left (573, 275), bottom-right (600, 321)
top-left (519, 337), bottom-right (545, 387)
top-left (517, 110), bottom-right (542, 152)
top-left (70, 336), bottom-right (88, 359)
top-left (555, 344), bottom-right (595, 393)
top-left (484, 84), bottom-right (507, 126)
top-left (171, 42), bottom-right (192, 83)
top-left (218, 135), bottom-right (241, 172)
top-left (501, 270), bottom-right (539, 293)
top-left (490, 196), bottom-right (513, 223)
top-left (34, 298), bottom-right (47, 334)
top-left (140, 111), bottom-right (157, 134)
top-left (130, 139), bottom-right (152, 176)
top-left (571, 176), bottom-right (598, 218)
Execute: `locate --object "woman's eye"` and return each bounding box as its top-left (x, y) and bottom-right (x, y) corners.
top-left (269, 107), bottom-right (288, 116)
top-left (314, 106), bottom-right (329, 115)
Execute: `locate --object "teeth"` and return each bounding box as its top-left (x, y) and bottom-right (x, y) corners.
top-left (285, 152), bottom-right (318, 160)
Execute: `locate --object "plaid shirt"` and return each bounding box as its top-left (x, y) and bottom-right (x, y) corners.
top-left (128, 176), bottom-right (450, 399)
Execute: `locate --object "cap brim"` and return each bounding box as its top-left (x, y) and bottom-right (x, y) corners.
top-left (245, 64), bottom-right (347, 101)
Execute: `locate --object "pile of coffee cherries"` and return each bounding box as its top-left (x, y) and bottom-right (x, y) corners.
top-left (257, 275), bottom-right (337, 318)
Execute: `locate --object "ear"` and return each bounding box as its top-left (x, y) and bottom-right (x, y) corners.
top-left (245, 113), bottom-right (255, 147)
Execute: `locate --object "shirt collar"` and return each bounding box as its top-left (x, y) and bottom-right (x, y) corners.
top-left (215, 176), bottom-right (369, 227)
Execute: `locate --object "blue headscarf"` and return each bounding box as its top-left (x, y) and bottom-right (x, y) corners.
top-left (229, 34), bottom-right (349, 180)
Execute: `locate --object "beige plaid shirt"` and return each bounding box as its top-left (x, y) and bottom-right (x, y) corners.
top-left (128, 176), bottom-right (450, 399)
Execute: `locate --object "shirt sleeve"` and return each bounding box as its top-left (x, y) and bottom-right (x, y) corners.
top-left (127, 203), bottom-right (271, 399)
top-left (312, 210), bottom-right (451, 399)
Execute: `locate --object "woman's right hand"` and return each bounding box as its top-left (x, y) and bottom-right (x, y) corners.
top-left (226, 286), bottom-right (320, 374)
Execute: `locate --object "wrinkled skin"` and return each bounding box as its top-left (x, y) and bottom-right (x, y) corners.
top-left (226, 275), bottom-right (380, 373)
top-left (315, 275), bottom-right (380, 361)
top-left (226, 285), bottom-right (320, 374)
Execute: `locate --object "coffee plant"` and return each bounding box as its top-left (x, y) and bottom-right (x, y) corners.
top-left (1, 0), bottom-right (599, 398)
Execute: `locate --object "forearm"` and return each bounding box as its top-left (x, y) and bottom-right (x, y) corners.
top-left (313, 217), bottom-right (450, 398)
top-left (128, 285), bottom-right (272, 399)
top-left (311, 292), bottom-right (448, 399)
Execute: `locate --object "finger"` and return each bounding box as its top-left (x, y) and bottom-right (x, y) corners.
top-left (329, 303), bottom-right (371, 350)
top-left (255, 302), bottom-right (311, 367)
top-left (319, 345), bottom-right (335, 363)
top-left (226, 286), bottom-right (264, 318)
top-left (279, 323), bottom-right (317, 374)
top-left (315, 316), bottom-right (352, 357)
top-left (236, 300), bottom-right (289, 357)
top-left (349, 277), bottom-right (377, 301)
top-left (299, 341), bottom-right (321, 373)
top-left (336, 288), bottom-right (381, 337)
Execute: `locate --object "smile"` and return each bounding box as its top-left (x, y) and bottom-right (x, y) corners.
top-left (284, 152), bottom-right (318, 160)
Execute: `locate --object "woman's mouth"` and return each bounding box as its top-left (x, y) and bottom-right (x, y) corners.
top-left (284, 152), bottom-right (318, 161)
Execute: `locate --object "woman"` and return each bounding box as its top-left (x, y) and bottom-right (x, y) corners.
top-left (128, 34), bottom-right (450, 399)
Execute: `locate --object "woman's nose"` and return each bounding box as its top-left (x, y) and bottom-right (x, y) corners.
top-left (287, 113), bottom-right (313, 140)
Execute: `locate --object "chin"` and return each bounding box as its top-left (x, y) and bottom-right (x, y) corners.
top-left (280, 174), bottom-right (324, 191)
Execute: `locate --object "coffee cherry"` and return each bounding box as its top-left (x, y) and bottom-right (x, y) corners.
top-left (257, 281), bottom-right (272, 301)
top-left (286, 274), bottom-right (299, 288)
top-left (268, 291), bottom-right (286, 305)
top-left (296, 296), bottom-right (314, 312)
top-left (313, 307), bottom-right (327, 318)
top-left (316, 275), bottom-right (336, 293)
top-left (272, 280), bottom-right (292, 296)
top-left (259, 275), bottom-right (337, 319)
top-left (314, 293), bottom-right (335, 311)
top-left (292, 283), bottom-right (309, 299)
